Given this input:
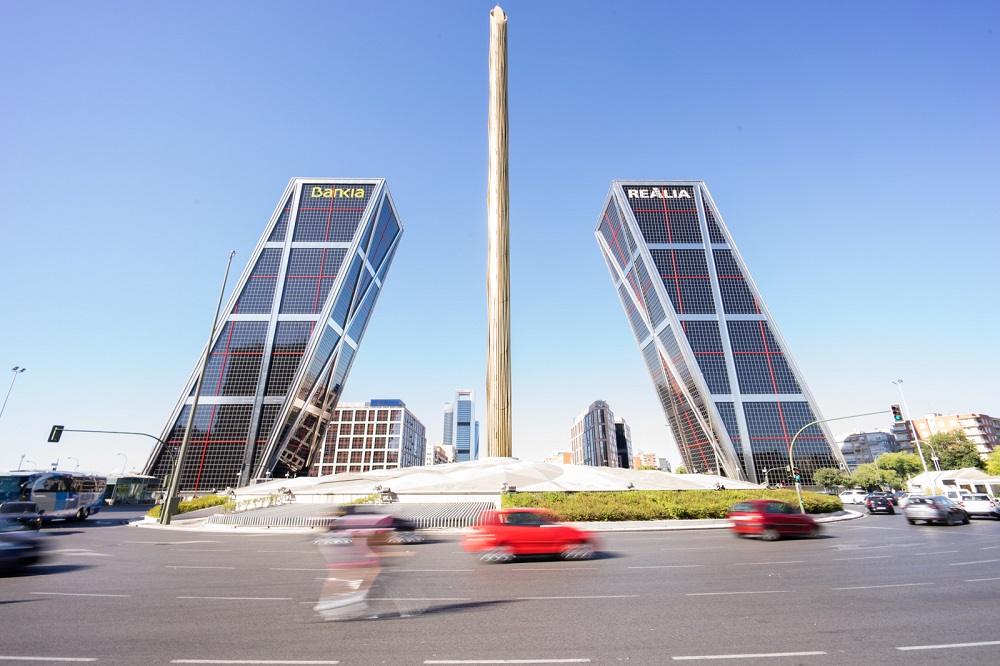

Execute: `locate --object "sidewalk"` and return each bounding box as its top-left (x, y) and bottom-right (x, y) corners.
top-left (135, 510), bottom-right (863, 533)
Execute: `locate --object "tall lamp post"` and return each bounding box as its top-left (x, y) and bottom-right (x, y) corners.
top-left (67, 456), bottom-right (80, 472)
top-left (892, 379), bottom-right (929, 475)
top-left (117, 453), bottom-right (128, 475)
top-left (788, 410), bottom-right (889, 514)
top-left (160, 250), bottom-right (236, 525)
top-left (0, 366), bottom-right (26, 425)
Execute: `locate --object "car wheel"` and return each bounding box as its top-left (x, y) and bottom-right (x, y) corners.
top-left (561, 542), bottom-right (595, 560)
top-left (808, 525), bottom-right (821, 538)
top-left (907, 519), bottom-right (916, 525)
top-left (962, 513), bottom-right (970, 525)
top-left (760, 528), bottom-right (781, 542)
top-left (888, 508), bottom-right (895, 515)
top-left (480, 546), bottom-right (514, 564)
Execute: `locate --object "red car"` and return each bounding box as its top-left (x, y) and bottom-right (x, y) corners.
top-left (462, 508), bottom-right (597, 563)
top-left (727, 499), bottom-right (821, 541)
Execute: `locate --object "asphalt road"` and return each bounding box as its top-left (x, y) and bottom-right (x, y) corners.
top-left (3, 506), bottom-right (1000, 664)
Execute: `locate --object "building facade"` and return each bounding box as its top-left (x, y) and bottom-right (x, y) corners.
top-left (909, 413), bottom-right (1000, 458)
top-left (839, 431), bottom-right (899, 471)
top-left (595, 181), bottom-right (845, 485)
top-left (614, 417), bottom-right (633, 469)
top-left (443, 390), bottom-right (479, 462)
top-left (144, 178), bottom-right (403, 491)
top-left (570, 400), bottom-right (620, 467)
top-left (310, 400), bottom-right (425, 476)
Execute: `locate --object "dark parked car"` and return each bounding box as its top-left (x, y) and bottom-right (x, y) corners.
top-left (0, 502), bottom-right (43, 530)
top-left (727, 499), bottom-right (821, 541)
top-left (463, 508), bottom-right (597, 562)
top-left (864, 494), bottom-right (895, 515)
top-left (902, 495), bottom-right (970, 526)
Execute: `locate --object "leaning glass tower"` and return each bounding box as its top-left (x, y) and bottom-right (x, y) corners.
top-left (144, 178), bottom-right (402, 491)
top-left (595, 181), bottom-right (845, 485)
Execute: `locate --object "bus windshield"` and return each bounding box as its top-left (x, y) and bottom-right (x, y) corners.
top-left (0, 475), bottom-right (30, 504)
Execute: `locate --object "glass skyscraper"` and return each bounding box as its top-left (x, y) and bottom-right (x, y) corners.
top-left (595, 181), bottom-right (845, 485)
top-left (443, 390), bottom-right (478, 462)
top-left (143, 178), bottom-right (402, 491)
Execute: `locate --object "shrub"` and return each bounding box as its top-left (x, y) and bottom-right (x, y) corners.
top-left (501, 489), bottom-right (842, 521)
top-left (147, 494), bottom-right (229, 518)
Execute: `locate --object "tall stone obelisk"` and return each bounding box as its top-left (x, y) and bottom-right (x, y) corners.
top-left (486, 5), bottom-right (511, 458)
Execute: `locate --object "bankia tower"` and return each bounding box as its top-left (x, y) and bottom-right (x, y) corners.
top-left (143, 178), bottom-right (402, 491)
top-left (595, 181), bottom-right (845, 485)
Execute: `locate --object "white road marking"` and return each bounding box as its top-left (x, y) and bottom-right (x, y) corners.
top-left (31, 592), bottom-right (130, 598)
top-left (166, 565), bottom-right (237, 569)
top-left (964, 577), bottom-right (1000, 582)
top-left (125, 540), bottom-right (221, 544)
top-left (628, 565), bottom-right (702, 569)
top-left (897, 640), bottom-right (1000, 651)
top-left (45, 549), bottom-right (110, 557)
top-left (731, 561), bottom-right (804, 566)
top-left (830, 555), bottom-right (892, 561)
top-left (170, 659), bottom-right (340, 664)
top-left (424, 658), bottom-right (590, 664)
top-left (913, 550), bottom-right (959, 556)
top-left (833, 582), bottom-right (933, 590)
top-left (177, 596), bottom-right (293, 601)
top-left (269, 567), bottom-right (326, 571)
top-left (672, 651), bottom-right (826, 660)
top-left (686, 590), bottom-right (790, 596)
top-left (949, 559), bottom-right (1000, 566)
top-left (0, 657), bottom-right (97, 662)
top-left (516, 595), bottom-right (638, 600)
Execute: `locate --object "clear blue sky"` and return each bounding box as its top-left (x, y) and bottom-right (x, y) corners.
top-left (1, 1), bottom-right (997, 475)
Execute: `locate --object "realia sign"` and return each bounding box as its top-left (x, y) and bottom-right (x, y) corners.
top-left (626, 188), bottom-right (692, 199)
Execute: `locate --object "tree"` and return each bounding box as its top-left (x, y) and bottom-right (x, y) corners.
top-left (923, 431), bottom-right (985, 470)
top-left (876, 452), bottom-right (924, 479)
top-left (675, 466), bottom-right (687, 474)
top-left (851, 464), bottom-right (900, 491)
top-left (986, 449), bottom-right (1000, 477)
top-left (813, 467), bottom-right (849, 489)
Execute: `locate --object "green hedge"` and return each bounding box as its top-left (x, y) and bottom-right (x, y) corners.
top-left (146, 494), bottom-right (229, 518)
top-left (501, 489), bottom-right (842, 521)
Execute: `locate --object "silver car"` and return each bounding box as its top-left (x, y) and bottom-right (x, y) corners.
top-left (903, 495), bottom-right (970, 526)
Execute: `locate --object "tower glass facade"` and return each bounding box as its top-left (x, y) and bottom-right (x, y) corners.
top-left (444, 390), bottom-right (477, 462)
top-left (595, 181), bottom-right (845, 484)
top-left (144, 178), bottom-right (402, 491)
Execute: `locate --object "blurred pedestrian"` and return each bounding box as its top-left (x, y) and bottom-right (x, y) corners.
top-left (314, 512), bottom-right (394, 620)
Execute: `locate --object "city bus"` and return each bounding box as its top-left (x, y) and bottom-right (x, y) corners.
top-left (0, 471), bottom-right (107, 522)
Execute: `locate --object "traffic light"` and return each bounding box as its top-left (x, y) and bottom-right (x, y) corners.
top-left (890, 404), bottom-right (903, 422)
top-left (47, 425), bottom-right (64, 443)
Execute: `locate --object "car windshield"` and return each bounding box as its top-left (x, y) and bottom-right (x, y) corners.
top-left (0, 503), bottom-right (37, 514)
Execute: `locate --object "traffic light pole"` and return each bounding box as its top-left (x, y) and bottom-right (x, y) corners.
top-left (788, 410), bottom-right (889, 514)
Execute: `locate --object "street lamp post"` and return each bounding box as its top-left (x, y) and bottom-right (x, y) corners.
top-left (160, 250), bottom-right (236, 526)
top-left (0, 366), bottom-right (26, 425)
top-left (892, 379), bottom-right (929, 475)
top-left (117, 453), bottom-right (128, 475)
top-left (67, 456), bottom-right (79, 472)
top-left (788, 410), bottom-right (889, 514)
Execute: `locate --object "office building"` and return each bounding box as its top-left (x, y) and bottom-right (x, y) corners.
top-left (144, 178), bottom-right (403, 491)
top-left (614, 417), bottom-right (633, 469)
top-left (595, 181), bottom-right (845, 484)
top-left (909, 412), bottom-right (1000, 458)
top-left (443, 390), bottom-right (479, 462)
top-left (310, 400), bottom-right (425, 476)
top-left (840, 431), bottom-right (899, 471)
top-left (570, 400), bottom-right (620, 467)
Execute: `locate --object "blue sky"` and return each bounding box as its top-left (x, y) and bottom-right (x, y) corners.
top-left (1, 1), bottom-right (997, 475)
